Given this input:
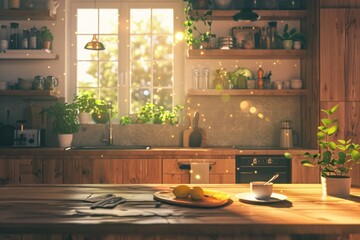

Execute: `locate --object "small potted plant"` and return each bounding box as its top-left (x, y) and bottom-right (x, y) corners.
top-left (42, 102), bottom-right (80, 148)
top-left (275, 23), bottom-right (306, 50)
top-left (73, 90), bottom-right (96, 124)
top-left (301, 104), bottom-right (360, 197)
top-left (39, 26), bottom-right (54, 50)
top-left (92, 100), bottom-right (117, 124)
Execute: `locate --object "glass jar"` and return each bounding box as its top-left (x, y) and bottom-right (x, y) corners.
top-left (9, 0), bottom-right (20, 9)
top-left (9, 22), bottom-right (20, 49)
top-left (214, 68), bottom-right (228, 89)
top-left (268, 21), bottom-right (278, 49)
top-left (0, 25), bottom-right (8, 51)
top-left (260, 26), bottom-right (270, 49)
top-left (22, 29), bottom-right (30, 49)
top-left (30, 27), bottom-right (38, 49)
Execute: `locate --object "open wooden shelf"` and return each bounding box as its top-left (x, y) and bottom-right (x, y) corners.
top-left (0, 90), bottom-right (59, 100)
top-left (190, 10), bottom-right (307, 21)
top-left (188, 89), bottom-right (307, 96)
top-left (0, 50), bottom-right (58, 60)
top-left (0, 10), bottom-right (56, 20)
top-left (187, 49), bottom-right (307, 59)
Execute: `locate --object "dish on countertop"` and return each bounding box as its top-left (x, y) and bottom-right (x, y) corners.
top-left (236, 192), bottom-right (288, 203)
top-left (153, 190), bottom-right (231, 208)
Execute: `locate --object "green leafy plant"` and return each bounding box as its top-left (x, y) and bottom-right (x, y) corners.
top-left (184, 0), bottom-right (216, 48)
top-left (301, 104), bottom-right (360, 177)
top-left (73, 90), bottom-right (96, 113)
top-left (275, 23), bottom-right (306, 47)
top-left (120, 102), bottom-right (184, 125)
top-left (39, 26), bottom-right (54, 41)
top-left (42, 102), bottom-right (80, 134)
top-left (92, 100), bottom-right (117, 124)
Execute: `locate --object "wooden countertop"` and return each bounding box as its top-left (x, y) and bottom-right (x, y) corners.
top-left (0, 184), bottom-right (359, 238)
top-left (0, 146), bottom-right (317, 158)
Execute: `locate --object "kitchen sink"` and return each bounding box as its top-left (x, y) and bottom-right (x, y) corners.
top-left (65, 145), bottom-right (151, 150)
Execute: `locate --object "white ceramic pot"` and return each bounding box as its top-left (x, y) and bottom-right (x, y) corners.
top-left (321, 176), bottom-right (351, 198)
top-left (58, 134), bottom-right (73, 148)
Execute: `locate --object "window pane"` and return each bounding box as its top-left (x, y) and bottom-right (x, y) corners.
top-left (100, 88), bottom-right (118, 107)
top-left (130, 35), bottom-right (151, 60)
top-left (99, 60), bottom-right (118, 88)
top-left (154, 89), bottom-right (172, 110)
top-left (153, 36), bottom-right (173, 60)
top-left (77, 61), bottom-right (99, 88)
top-left (99, 35), bottom-right (118, 61)
top-left (99, 9), bottom-right (118, 34)
top-left (130, 9), bottom-right (151, 34)
top-left (77, 35), bottom-right (99, 61)
top-left (153, 61), bottom-right (172, 87)
top-left (131, 89), bottom-right (151, 113)
top-left (77, 9), bottom-right (98, 34)
top-left (152, 9), bottom-right (173, 34)
top-left (131, 61), bottom-right (151, 87)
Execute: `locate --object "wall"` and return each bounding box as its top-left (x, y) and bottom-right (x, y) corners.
top-left (0, 0), bottom-right (302, 148)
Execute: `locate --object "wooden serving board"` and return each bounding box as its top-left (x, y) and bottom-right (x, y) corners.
top-left (153, 190), bottom-right (231, 208)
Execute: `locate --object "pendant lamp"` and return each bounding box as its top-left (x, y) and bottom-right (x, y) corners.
top-left (233, 7), bottom-right (260, 22)
top-left (84, 34), bottom-right (105, 50)
top-left (84, 0), bottom-right (105, 50)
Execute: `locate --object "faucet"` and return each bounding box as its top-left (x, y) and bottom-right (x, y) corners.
top-left (102, 102), bottom-right (113, 145)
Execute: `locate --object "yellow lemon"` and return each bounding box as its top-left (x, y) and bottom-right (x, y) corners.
top-left (172, 185), bottom-right (191, 198)
top-left (189, 186), bottom-right (204, 201)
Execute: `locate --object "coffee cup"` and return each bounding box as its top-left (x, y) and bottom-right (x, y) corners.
top-left (33, 76), bottom-right (45, 90)
top-left (44, 76), bottom-right (59, 90)
top-left (250, 181), bottom-right (273, 200)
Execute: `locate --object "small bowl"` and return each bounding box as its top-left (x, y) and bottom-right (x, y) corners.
top-left (250, 181), bottom-right (273, 199)
top-left (290, 79), bottom-right (302, 89)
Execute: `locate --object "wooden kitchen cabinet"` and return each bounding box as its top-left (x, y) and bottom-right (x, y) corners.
top-left (42, 158), bottom-right (63, 184)
top-left (291, 155), bottom-right (320, 183)
top-left (0, 158), bottom-right (15, 185)
top-left (162, 158), bottom-right (235, 184)
top-left (13, 158), bottom-right (42, 184)
top-left (122, 158), bottom-right (162, 184)
top-left (63, 157), bottom-right (122, 184)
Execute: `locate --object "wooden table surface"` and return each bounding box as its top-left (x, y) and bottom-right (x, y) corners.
top-left (0, 184), bottom-right (359, 238)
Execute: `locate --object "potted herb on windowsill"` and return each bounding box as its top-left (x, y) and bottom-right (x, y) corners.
top-left (42, 102), bottom-right (80, 148)
top-left (39, 26), bottom-right (54, 50)
top-left (184, 0), bottom-right (216, 49)
top-left (301, 104), bottom-right (360, 197)
top-left (275, 23), bottom-right (306, 50)
top-left (73, 90), bottom-right (96, 124)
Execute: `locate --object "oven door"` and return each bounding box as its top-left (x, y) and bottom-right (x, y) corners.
top-left (236, 156), bottom-right (291, 183)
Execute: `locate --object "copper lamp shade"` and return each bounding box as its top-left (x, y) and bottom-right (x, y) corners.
top-left (84, 34), bottom-right (105, 50)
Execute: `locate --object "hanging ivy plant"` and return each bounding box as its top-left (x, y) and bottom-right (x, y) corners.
top-left (184, 0), bottom-right (216, 49)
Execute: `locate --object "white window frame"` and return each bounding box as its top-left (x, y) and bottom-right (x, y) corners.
top-left (67, 0), bottom-right (185, 119)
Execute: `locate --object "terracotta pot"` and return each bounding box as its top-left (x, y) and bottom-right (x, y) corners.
top-left (321, 176), bottom-right (351, 198)
top-left (58, 134), bottom-right (73, 148)
top-left (42, 40), bottom-right (51, 50)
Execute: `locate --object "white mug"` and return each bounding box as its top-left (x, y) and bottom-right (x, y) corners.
top-left (47, 0), bottom-right (60, 15)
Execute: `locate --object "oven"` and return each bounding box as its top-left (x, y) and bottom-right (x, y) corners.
top-left (236, 155), bottom-right (291, 183)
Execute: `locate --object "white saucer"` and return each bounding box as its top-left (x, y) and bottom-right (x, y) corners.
top-left (236, 192), bottom-right (288, 203)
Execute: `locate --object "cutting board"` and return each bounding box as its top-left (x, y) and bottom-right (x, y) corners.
top-left (153, 190), bottom-right (231, 208)
top-left (189, 111), bottom-right (202, 147)
top-left (183, 113), bottom-right (194, 147)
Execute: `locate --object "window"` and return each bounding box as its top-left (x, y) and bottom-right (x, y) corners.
top-left (68, 0), bottom-right (184, 120)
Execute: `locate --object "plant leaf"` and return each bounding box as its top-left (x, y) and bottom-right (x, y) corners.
top-left (317, 131), bottom-right (325, 140)
top-left (351, 149), bottom-right (360, 161)
top-left (321, 118), bottom-right (334, 127)
top-left (338, 139), bottom-right (346, 144)
top-left (328, 141), bottom-right (337, 150)
top-left (330, 104), bottom-right (339, 114)
top-left (301, 160), bottom-right (315, 167)
top-left (327, 124), bottom-right (338, 136)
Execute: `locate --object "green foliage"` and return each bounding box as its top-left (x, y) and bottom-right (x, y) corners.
top-left (73, 90), bottom-right (96, 113)
top-left (42, 102), bottom-right (79, 134)
top-left (184, 0), bottom-right (216, 48)
top-left (39, 26), bottom-right (54, 41)
top-left (275, 23), bottom-right (306, 47)
top-left (301, 104), bottom-right (360, 177)
top-left (91, 100), bottom-right (117, 124)
top-left (120, 102), bottom-right (184, 125)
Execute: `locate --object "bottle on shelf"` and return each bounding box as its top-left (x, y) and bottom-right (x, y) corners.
top-left (9, 22), bottom-right (20, 50)
top-left (257, 67), bottom-right (264, 89)
top-left (192, 67), bottom-right (200, 89)
top-left (22, 29), bottom-right (30, 49)
top-left (268, 21), bottom-right (278, 49)
top-left (203, 67), bottom-right (210, 89)
top-left (0, 25), bottom-right (9, 51)
top-left (30, 27), bottom-right (38, 49)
